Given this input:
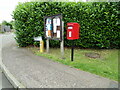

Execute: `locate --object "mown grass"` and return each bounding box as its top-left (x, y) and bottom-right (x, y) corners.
top-left (0, 31), bottom-right (5, 34)
top-left (29, 47), bottom-right (118, 81)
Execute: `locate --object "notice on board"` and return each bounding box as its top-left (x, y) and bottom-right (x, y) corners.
top-left (57, 31), bottom-right (60, 38)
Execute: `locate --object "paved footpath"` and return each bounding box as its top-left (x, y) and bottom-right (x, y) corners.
top-left (1, 33), bottom-right (119, 88)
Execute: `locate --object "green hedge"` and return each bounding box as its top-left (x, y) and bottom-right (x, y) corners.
top-left (13, 2), bottom-right (120, 49)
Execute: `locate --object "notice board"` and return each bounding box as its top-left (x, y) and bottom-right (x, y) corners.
top-left (44, 14), bottom-right (63, 41)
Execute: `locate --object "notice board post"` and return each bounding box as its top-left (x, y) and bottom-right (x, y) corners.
top-left (46, 38), bottom-right (49, 53)
top-left (60, 21), bottom-right (64, 59)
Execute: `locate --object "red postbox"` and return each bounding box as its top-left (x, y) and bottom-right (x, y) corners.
top-left (67, 23), bottom-right (80, 40)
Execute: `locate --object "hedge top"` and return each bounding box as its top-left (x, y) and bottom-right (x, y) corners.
top-left (13, 2), bottom-right (119, 49)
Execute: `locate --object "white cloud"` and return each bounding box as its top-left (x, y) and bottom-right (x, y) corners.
top-left (0, 0), bottom-right (28, 23)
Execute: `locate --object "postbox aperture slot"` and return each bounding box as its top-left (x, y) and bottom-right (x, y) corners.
top-left (68, 26), bottom-right (73, 29)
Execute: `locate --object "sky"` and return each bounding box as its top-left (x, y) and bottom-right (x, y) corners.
top-left (0, 0), bottom-right (87, 23)
top-left (0, 0), bottom-right (31, 23)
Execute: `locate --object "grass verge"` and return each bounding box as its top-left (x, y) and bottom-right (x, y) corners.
top-left (29, 47), bottom-right (118, 81)
top-left (0, 31), bottom-right (5, 34)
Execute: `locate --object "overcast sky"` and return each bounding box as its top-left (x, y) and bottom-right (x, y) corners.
top-left (0, 0), bottom-right (92, 23)
top-left (0, 0), bottom-right (30, 23)
top-left (0, 0), bottom-right (88, 23)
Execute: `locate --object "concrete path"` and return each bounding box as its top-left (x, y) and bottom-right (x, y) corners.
top-left (1, 33), bottom-right (119, 88)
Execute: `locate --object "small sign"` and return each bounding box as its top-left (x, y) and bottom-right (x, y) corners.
top-left (57, 31), bottom-right (60, 38)
top-left (34, 36), bottom-right (42, 41)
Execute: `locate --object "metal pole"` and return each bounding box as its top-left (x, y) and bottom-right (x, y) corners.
top-left (71, 40), bottom-right (74, 61)
top-left (60, 21), bottom-right (64, 59)
top-left (40, 40), bottom-right (44, 53)
top-left (46, 38), bottom-right (49, 53)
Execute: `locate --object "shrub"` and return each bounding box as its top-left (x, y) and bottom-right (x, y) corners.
top-left (2, 20), bottom-right (13, 29)
top-left (13, 2), bottom-right (120, 49)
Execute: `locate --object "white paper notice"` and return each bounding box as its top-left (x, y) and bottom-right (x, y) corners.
top-left (69, 31), bottom-right (72, 37)
top-left (53, 19), bottom-right (57, 33)
top-left (47, 24), bottom-right (51, 30)
top-left (57, 31), bottom-right (60, 38)
top-left (46, 31), bottom-right (48, 37)
top-left (53, 25), bottom-right (57, 33)
top-left (46, 18), bottom-right (51, 24)
top-left (53, 18), bottom-right (56, 23)
top-left (56, 18), bottom-right (60, 26)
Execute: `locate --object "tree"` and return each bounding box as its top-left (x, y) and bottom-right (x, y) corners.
top-left (2, 21), bottom-right (8, 25)
top-left (2, 20), bottom-right (13, 29)
top-left (10, 20), bottom-right (15, 29)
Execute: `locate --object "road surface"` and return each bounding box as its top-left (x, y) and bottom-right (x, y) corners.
top-left (0, 33), bottom-right (14, 89)
top-left (0, 69), bottom-right (14, 89)
top-left (1, 33), bottom-right (119, 88)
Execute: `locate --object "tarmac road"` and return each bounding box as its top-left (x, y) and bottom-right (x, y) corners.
top-left (0, 69), bottom-right (14, 89)
top-left (0, 70), bottom-right (2, 90)
top-left (1, 33), bottom-right (119, 88)
top-left (0, 33), bottom-right (14, 89)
